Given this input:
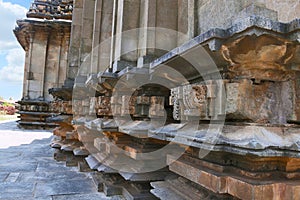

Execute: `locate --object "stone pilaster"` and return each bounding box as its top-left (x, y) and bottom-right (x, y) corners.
top-left (137, 0), bottom-right (157, 67)
top-left (23, 30), bottom-right (35, 99)
top-left (28, 27), bottom-right (49, 99)
top-left (79, 0), bottom-right (96, 76)
top-left (177, 0), bottom-right (196, 46)
top-left (58, 30), bottom-right (70, 86)
top-left (68, 0), bottom-right (83, 79)
top-left (91, 0), bottom-right (103, 74)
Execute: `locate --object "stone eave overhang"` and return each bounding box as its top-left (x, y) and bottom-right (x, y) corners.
top-left (13, 18), bottom-right (71, 51)
top-left (149, 16), bottom-right (300, 82)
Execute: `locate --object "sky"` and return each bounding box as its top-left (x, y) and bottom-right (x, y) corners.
top-left (0, 0), bottom-right (32, 100)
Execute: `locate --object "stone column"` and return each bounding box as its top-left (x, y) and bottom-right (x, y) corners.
top-left (43, 29), bottom-right (63, 101)
top-left (112, 0), bottom-right (124, 72)
top-left (59, 30), bottom-right (70, 87)
top-left (23, 30), bottom-right (35, 99)
top-left (67, 0), bottom-right (83, 79)
top-left (137, 0), bottom-right (157, 67)
top-left (154, 0), bottom-right (178, 56)
top-left (177, 0), bottom-right (195, 46)
top-left (56, 32), bottom-right (63, 87)
top-left (28, 27), bottom-right (49, 99)
top-left (97, 0), bottom-right (115, 72)
top-left (90, 0), bottom-right (115, 73)
top-left (112, 0), bottom-right (141, 72)
top-left (79, 0), bottom-right (96, 76)
top-left (108, 0), bottom-right (118, 72)
top-left (91, 0), bottom-right (102, 74)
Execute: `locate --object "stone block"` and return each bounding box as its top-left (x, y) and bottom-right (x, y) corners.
top-left (94, 137), bottom-right (107, 152)
top-left (85, 155), bottom-right (101, 169)
top-left (34, 179), bottom-right (96, 197)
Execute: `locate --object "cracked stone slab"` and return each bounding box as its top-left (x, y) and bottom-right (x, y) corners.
top-left (4, 172), bottom-right (20, 182)
top-left (0, 182), bottom-right (35, 199)
top-left (3, 197), bottom-right (52, 200)
top-left (36, 161), bottom-right (76, 172)
top-left (34, 179), bottom-right (97, 197)
top-left (0, 162), bottom-right (38, 173)
top-left (52, 193), bottom-right (124, 200)
top-left (17, 171), bottom-right (89, 182)
top-left (0, 172), bottom-right (9, 181)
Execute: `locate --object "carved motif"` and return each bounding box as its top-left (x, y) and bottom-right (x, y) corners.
top-left (89, 97), bottom-right (97, 115)
top-left (183, 84), bottom-right (208, 118)
top-left (111, 96), bottom-right (122, 116)
top-left (170, 88), bottom-right (181, 120)
top-left (149, 96), bottom-right (165, 117)
top-left (135, 96), bottom-right (150, 117)
top-left (97, 96), bottom-right (112, 117)
top-left (121, 95), bottom-right (136, 116)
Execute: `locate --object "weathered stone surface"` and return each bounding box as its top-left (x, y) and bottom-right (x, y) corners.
top-left (119, 169), bottom-right (170, 181)
top-left (151, 176), bottom-right (235, 200)
top-left (34, 179), bottom-right (96, 197)
top-left (73, 147), bottom-right (89, 156)
top-left (0, 123), bottom-right (109, 199)
top-left (168, 154), bottom-right (300, 200)
top-left (16, 0), bottom-right (300, 199)
top-left (150, 123), bottom-right (300, 157)
top-left (27, 0), bottom-right (73, 20)
top-left (85, 155), bottom-right (101, 170)
top-left (0, 182), bottom-right (36, 199)
top-left (52, 193), bottom-right (123, 200)
top-left (221, 34), bottom-right (296, 82)
top-left (91, 172), bottom-right (124, 195)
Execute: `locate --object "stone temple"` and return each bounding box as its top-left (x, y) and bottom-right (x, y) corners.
top-left (15, 0), bottom-right (300, 199)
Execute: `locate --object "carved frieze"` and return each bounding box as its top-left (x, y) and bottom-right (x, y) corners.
top-left (183, 84), bottom-right (208, 118)
top-left (171, 78), bottom-right (299, 124)
top-left (49, 101), bottom-right (72, 114)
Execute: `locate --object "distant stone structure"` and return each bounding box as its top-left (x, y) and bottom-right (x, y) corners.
top-left (14, 0), bottom-right (73, 127)
top-left (16, 0), bottom-right (300, 199)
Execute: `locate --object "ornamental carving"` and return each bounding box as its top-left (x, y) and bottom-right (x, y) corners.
top-left (97, 96), bottom-right (112, 117)
top-left (149, 96), bottom-right (165, 117)
top-left (183, 84), bottom-right (208, 118)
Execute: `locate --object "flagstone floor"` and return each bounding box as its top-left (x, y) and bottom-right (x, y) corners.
top-left (0, 120), bottom-right (120, 200)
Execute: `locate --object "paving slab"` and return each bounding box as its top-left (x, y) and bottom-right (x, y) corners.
top-left (4, 172), bottom-right (20, 182)
top-left (35, 161), bottom-right (76, 172)
top-left (0, 121), bottom-right (112, 199)
top-left (34, 179), bottom-right (97, 197)
top-left (0, 182), bottom-right (35, 199)
top-left (17, 171), bottom-right (89, 182)
top-left (52, 193), bottom-right (124, 200)
top-left (0, 162), bottom-right (38, 172)
top-left (0, 172), bottom-right (8, 181)
top-left (2, 197), bottom-right (52, 200)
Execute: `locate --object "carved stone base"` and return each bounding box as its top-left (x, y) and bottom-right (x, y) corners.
top-left (151, 176), bottom-right (236, 200)
top-left (168, 154), bottom-right (300, 200)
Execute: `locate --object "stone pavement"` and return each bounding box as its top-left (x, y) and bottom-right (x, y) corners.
top-left (0, 120), bottom-right (121, 200)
